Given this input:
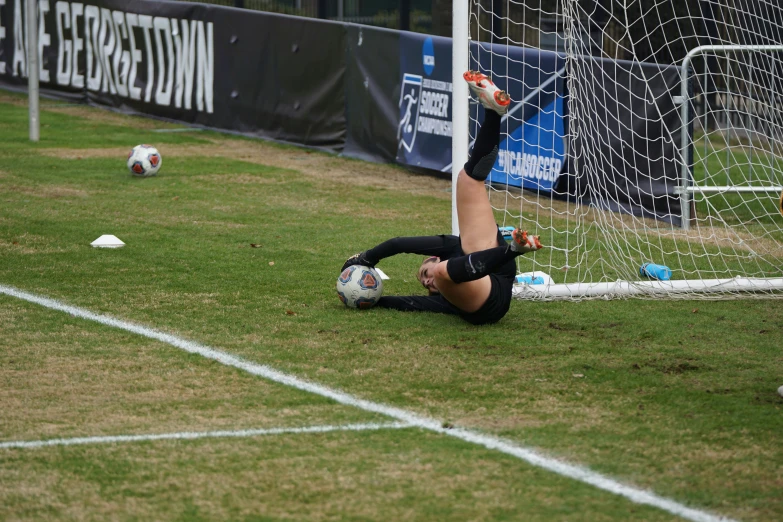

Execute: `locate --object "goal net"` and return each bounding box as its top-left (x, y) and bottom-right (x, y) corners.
top-left (459, 0), bottom-right (783, 300)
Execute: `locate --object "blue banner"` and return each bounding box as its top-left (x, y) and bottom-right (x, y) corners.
top-left (490, 95), bottom-right (566, 192)
top-left (396, 34), bottom-right (566, 191)
top-left (396, 34), bottom-right (453, 170)
top-left (472, 44), bottom-right (566, 191)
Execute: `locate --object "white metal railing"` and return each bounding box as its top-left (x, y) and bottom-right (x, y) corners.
top-left (679, 45), bottom-right (783, 229)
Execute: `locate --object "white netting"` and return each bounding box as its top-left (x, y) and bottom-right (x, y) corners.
top-left (466, 0), bottom-right (783, 300)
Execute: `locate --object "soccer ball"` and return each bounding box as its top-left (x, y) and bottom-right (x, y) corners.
top-left (127, 144), bottom-right (162, 177)
top-left (336, 265), bottom-right (383, 309)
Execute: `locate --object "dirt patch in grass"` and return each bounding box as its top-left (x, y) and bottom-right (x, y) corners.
top-left (452, 402), bottom-right (612, 432)
top-left (496, 188), bottom-right (783, 256)
top-left (0, 344), bottom-right (364, 440)
top-left (0, 90), bottom-right (35, 107)
top-left (0, 233), bottom-right (69, 255)
top-left (43, 141), bottom-right (782, 256)
top-left (2, 183), bottom-right (90, 199)
top-left (0, 432), bottom-right (648, 522)
top-left (188, 219), bottom-right (249, 229)
top-left (192, 172), bottom-right (279, 185)
top-left (12, 91), bottom-right (783, 258)
top-left (22, 95), bottom-right (782, 267)
top-left (0, 91), bottom-right (182, 130)
top-left (38, 141), bottom-right (453, 201)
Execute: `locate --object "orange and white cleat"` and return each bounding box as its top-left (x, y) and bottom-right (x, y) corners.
top-left (463, 70), bottom-right (511, 115)
top-left (510, 229), bottom-right (543, 254)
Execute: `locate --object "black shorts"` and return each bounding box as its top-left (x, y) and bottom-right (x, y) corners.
top-left (458, 228), bottom-right (515, 325)
top-left (458, 273), bottom-right (514, 325)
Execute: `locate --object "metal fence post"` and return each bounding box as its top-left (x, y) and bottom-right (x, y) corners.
top-left (400, 0), bottom-right (410, 31)
top-left (491, 0), bottom-right (503, 43)
top-left (27, 0), bottom-right (39, 142)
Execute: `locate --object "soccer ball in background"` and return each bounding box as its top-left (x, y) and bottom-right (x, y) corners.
top-left (127, 144), bottom-right (162, 177)
top-left (336, 265), bottom-right (383, 309)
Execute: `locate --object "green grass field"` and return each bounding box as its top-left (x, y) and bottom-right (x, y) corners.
top-left (1, 90), bottom-right (782, 521)
top-left (693, 143), bottom-right (783, 227)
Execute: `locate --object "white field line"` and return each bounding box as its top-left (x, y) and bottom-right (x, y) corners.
top-left (152, 128), bottom-right (204, 133)
top-left (0, 422), bottom-right (411, 450)
top-left (0, 284), bottom-right (736, 522)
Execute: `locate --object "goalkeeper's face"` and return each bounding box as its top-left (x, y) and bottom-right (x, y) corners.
top-left (417, 257), bottom-right (440, 295)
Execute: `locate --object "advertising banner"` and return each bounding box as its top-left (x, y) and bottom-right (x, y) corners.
top-left (473, 45), bottom-right (566, 192)
top-left (395, 33), bottom-right (454, 171)
top-left (394, 32), bottom-right (566, 190)
top-left (0, 0), bottom-right (346, 150)
top-left (343, 25), bottom-right (401, 164)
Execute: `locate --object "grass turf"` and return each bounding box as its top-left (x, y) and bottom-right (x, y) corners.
top-left (1, 90), bottom-right (782, 521)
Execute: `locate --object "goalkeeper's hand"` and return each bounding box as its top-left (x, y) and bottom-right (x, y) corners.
top-left (341, 251), bottom-right (376, 271)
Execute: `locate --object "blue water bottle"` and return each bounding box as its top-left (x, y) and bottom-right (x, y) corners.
top-left (499, 226), bottom-right (515, 240)
top-left (639, 263), bottom-right (672, 281)
top-left (515, 274), bottom-right (545, 285)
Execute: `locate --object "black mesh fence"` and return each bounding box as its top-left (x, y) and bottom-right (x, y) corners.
top-left (169, 0), bottom-right (434, 33)
top-left (170, 0), bottom-right (783, 66)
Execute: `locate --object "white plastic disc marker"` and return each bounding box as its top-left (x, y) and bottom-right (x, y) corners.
top-left (91, 235), bottom-right (125, 248)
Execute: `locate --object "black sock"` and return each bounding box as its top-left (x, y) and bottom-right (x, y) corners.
top-left (463, 110), bottom-right (501, 181)
top-left (446, 244), bottom-right (518, 284)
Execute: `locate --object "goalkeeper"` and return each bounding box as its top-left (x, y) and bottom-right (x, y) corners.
top-left (341, 71), bottom-right (542, 325)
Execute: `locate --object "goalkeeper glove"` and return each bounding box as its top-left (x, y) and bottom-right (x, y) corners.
top-left (341, 251), bottom-right (376, 271)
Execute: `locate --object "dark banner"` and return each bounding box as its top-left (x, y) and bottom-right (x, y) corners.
top-left (560, 58), bottom-right (683, 225)
top-left (343, 25), bottom-right (401, 164)
top-left (0, 0), bottom-right (346, 150)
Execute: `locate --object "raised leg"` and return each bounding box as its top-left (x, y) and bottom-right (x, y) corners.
top-left (458, 71), bottom-right (509, 254)
top-left (423, 71), bottom-right (514, 313)
top-left (456, 168), bottom-right (499, 255)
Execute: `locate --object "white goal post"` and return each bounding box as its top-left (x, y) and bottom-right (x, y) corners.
top-left (453, 0), bottom-right (783, 301)
top-left (451, 0), bottom-right (469, 237)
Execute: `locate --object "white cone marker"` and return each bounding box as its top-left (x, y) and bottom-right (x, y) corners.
top-left (91, 235), bottom-right (125, 248)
